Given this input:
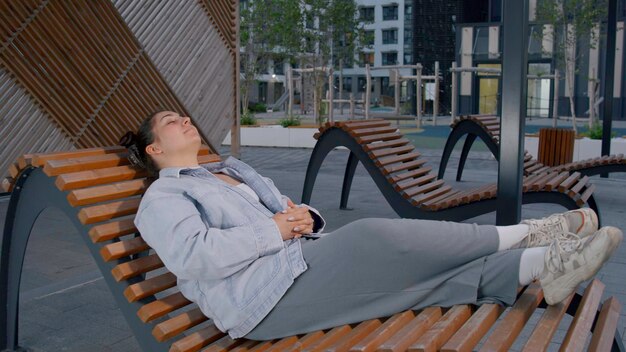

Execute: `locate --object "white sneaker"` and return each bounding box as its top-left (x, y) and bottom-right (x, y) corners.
top-left (519, 208), bottom-right (598, 248)
top-left (540, 226), bottom-right (623, 305)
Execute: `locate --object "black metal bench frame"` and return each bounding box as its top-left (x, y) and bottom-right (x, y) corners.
top-left (301, 126), bottom-right (600, 222)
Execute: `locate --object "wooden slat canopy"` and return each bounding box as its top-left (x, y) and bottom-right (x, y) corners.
top-left (0, 0), bottom-right (238, 184)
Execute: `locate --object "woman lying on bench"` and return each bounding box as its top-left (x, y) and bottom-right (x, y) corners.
top-left (123, 110), bottom-right (623, 340)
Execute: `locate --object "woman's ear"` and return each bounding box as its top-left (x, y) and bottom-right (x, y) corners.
top-left (145, 143), bottom-right (162, 156)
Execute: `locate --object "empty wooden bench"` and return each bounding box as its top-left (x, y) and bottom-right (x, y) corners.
top-left (1, 146), bottom-right (624, 351)
top-left (438, 115), bottom-right (626, 183)
top-left (302, 119), bottom-right (600, 223)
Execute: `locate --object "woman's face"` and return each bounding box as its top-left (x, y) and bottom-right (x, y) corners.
top-left (146, 111), bottom-right (201, 160)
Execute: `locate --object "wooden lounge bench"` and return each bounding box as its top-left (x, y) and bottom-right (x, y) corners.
top-left (302, 119), bottom-right (600, 223)
top-left (438, 115), bottom-right (626, 183)
top-left (1, 146), bottom-right (624, 351)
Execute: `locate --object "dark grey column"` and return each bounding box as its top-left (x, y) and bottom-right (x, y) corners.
top-left (601, 0), bottom-right (617, 178)
top-left (496, 0), bottom-right (529, 225)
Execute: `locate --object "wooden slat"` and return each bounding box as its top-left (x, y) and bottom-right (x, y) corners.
top-left (369, 145), bottom-right (415, 159)
top-left (137, 292), bottom-right (192, 323)
top-left (111, 253), bottom-right (164, 281)
top-left (339, 119), bottom-right (388, 129)
top-left (377, 307), bottom-right (442, 352)
top-left (100, 236), bottom-right (149, 261)
top-left (422, 189), bottom-right (460, 210)
top-left (55, 165), bottom-right (148, 190)
top-left (43, 153), bottom-right (130, 176)
top-left (303, 325), bottom-right (352, 352)
top-left (441, 304), bottom-right (505, 352)
top-left (383, 159), bottom-right (427, 175)
top-left (388, 166), bottom-right (433, 185)
top-left (2, 177), bottom-right (14, 192)
top-left (558, 172), bottom-right (582, 193)
top-left (9, 162), bottom-right (20, 178)
top-left (350, 126), bottom-right (398, 137)
top-left (349, 310), bottom-right (415, 352)
top-left (88, 219), bottom-right (137, 243)
top-left (282, 331), bottom-right (326, 352)
top-left (124, 272), bottom-right (177, 302)
top-left (153, 307), bottom-right (209, 341)
top-left (77, 197), bottom-right (141, 225)
top-left (479, 284), bottom-right (544, 352)
top-left (362, 138), bottom-right (410, 152)
top-left (403, 179), bottom-right (444, 198)
top-left (202, 335), bottom-right (244, 352)
top-left (170, 325), bottom-right (226, 352)
top-left (17, 154), bottom-right (35, 169)
top-left (30, 146), bottom-right (126, 167)
top-left (530, 172), bottom-right (558, 191)
top-left (67, 178), bottom-right (149, 206)
top-left (227, 340), bottom-right (262, 352)
top-left (412, 185), bottom-right (453, 206)
top-left (561, 279), bottom-right (605, 352)
top-left (588, 297), bottom-right (622, 352)
top-left (568, 176), bottom-right (590, 197)
top-left (324, 319), bottom-right (382, 352)
top-left (408, 305), bottom-right (472, 352)
top-left (356, 132), bottom-right (402, 144)
top-left (521, 293), bottom-right (574, 352)
top-left (263, 336), bottom-right (299, 351)
top-left (375, 152), bottom-right (421, 167)
top-left (578, 184), bottom-right (595, 206)
top-left (395, 174), bottom-right (436, 191)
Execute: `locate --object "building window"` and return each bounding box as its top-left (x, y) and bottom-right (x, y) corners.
top-left (382, 51), bottom-right (398, 66)
top-left (404, 4), bottom-right (412, 21)
top-left (383, 5), bottom-right (398, 21)
top-left (343, 77), bottom-right (352, 92)
top-left (359, 52), bottom-right (375, 67)
top-left (359, 6), bottom-right (375, 22)
top-left (404, 28), bottom-right (412, 44)
top-left (382, 28), bottom-right (398, 44)
top-left (357, 77), bottom-right (367, 92)
top-left (363, 30), bottom-right (375, 46)
top-left (404, 53), bottom-right (412, 65)
top-left (273, 59), bottom-right (284, 75)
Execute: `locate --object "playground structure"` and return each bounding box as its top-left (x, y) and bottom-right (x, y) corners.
top-left (286, 63), bottom-right (443, 125)
top-left (449, 62), bottom-right (603, 127)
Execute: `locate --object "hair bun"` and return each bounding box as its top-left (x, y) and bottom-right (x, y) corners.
top-left (119, 131), bottom-right (138, 148)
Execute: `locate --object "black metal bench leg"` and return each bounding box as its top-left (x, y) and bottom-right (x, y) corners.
top-left (457, 134), bottom-right (477, 182)
top-left (340, 152), bottom-right (359, 210)
top-left (301, 135), bottom-right (340, 205)
top-left (437, 130), bottom-right (461, 180)
top-left (1, 168), bottom-right (52, 351)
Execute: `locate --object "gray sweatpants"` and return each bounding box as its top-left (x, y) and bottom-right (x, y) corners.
top-left (245, 218), bottom-right (523, 340)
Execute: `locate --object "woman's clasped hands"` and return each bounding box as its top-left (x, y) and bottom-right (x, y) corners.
top-left (273, 199), bottom-right (315, 240)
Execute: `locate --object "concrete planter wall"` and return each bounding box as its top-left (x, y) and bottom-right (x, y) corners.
top-left (222, 126), bottom-right (626, 161)
top-left (222, 126), bottom-right (319, 148)
top-left (524, 136), bottom-right (626, 161)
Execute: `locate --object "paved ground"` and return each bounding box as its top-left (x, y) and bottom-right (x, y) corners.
top-left (2, 126), bottom-right (626, 350)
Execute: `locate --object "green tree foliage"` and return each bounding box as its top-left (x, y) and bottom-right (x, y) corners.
top-left (240, 0), bottom-right (364, 125)
top-left (534, 0), bottom-right (607, 133)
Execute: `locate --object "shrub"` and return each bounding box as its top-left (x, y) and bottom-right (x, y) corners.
top-left (240, 111), bottom-right (257, 125)
top-left (580, 124), bottom-right (616, 139)
top-left (278, 115), bottom-right (301, 127)
top-left (248, 102), bottom-right (267, 113)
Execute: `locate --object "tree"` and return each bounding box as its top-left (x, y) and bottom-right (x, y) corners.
top-left (240, 0), bottom-right (364, 125)
top-left (535, 0), bottom-right (607, 133)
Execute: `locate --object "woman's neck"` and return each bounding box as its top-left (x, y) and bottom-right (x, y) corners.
top-left (157, 156), bottom-right (200, 170)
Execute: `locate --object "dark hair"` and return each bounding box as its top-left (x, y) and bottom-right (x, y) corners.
top-left (119, 112), bottom-right (160, 176)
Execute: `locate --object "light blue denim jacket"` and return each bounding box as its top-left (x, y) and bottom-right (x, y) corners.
top-left (134, 156), bottom-right (325, 338)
